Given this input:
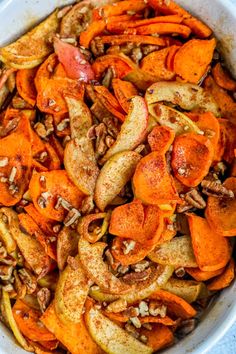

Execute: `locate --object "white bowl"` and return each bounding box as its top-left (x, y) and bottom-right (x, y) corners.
top-left (0, 1), bottom-right (236, 353)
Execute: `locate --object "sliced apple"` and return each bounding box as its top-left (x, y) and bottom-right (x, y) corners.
top-left (145, 81), bottom-right (220, 117)
top-left (64, 138), bottom-right (99, 196)
top-left (162, 278), bottom-right (209, 303)
top-left (0, 209), bottom-right (17, 253)
top-left (101, 96), bottom-right (148, 163)
top-left (89, 264), bottom-right (174, 303)
top-left (148, 103), bottom-right (202, 135)
top-left (0, 11), bottom-right (59, 69)
top-left (94, 151), bottom-right (141, 211)
top-left (57, 227), bottom-right (80, 271)
top-left (148, 235), bottom-right (198, 268)
top-left (78, 237), bottom-right (132, 294)
top-left (85, 306), bottom-right (153, 354)
top-left (55, 256), bottom-right (90, 323)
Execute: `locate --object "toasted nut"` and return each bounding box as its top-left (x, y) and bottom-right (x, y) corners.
top-left (106, 299), bottom-right (128, 313)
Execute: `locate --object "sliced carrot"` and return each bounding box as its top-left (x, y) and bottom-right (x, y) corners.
top-left (140, 316), bottom-right (177, 326)
top-left (219, 119), bottom-right (236, 163)
top-left (133, 151), bottom-right (180, 205)
top-left (99, 34), bottom-right (167, 46)
top-left (41, 303), bottom-right (102, 354)
top-left (173, 39), bottom-right (216, 83)
top-left (112, 78), bottom-right (138, 113)
top-left (149, 0), bottom-right (212, 38)
top-left (111, 237), bottom-right (154, 266)
top-left (205, 177), bottom-right (236, 237)
top-left (148, 126), bottom-right (175, 154)
top-left (109, 200), bottom-right (164, 246)
top-left (140, 47), bottom-right (175, 80)
top-left (187, 112), bottom-right (221, 162)
top-left (188, 213), bottom-right (231, 271)
top-left (101, 0), bottom-right (147, 17)
top-left (149, 289), bottom-right (196, 319)
top-left (18, 213), bottom-right (56, 261)
top-left (136, 23), bottom-right (191, 38)
top-left (0, 116), bottom-right (32, 206)
top-left (212, 62), bottom-right (236, 91)
top-left (13, 300), bottom-right (56, 342)
top-left (171, 132), bottom-right (214, 187)
top-left (106, 15), bottom-right (183, 33)
top-left (16, 68), bottom-right (38, 106)
top-left (79, 20), bottom-right (106, 48)
top-left (24, 203), bottom-right (56, 236)
top-left (186, 267), bottom-right (225, 282)
top-left (166, 45), bottom-right (181, 71)
top-left (106, 14), bottom-right (143, 24)
top-left (29, 170), bottom-right (84, 221)
top-left (207, 258), bottom-right (235, 291)
top-left (92, 54), bottom-right (134, 80)
top-left (204, 76), bottom-right (236, 125)
top-left (36, 77), bottom-right (85, 115)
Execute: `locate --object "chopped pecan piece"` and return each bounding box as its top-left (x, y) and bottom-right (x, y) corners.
top-left (90, 38), bottom-right (105, 57)
top-left (37, 288), bottom-right (51, 312)
top-left (184, 189), bottom-right (206, 209)
top-left (123, 267), bottom-right (152, 284)
top-left (201, 179), bottom-right (234, 198)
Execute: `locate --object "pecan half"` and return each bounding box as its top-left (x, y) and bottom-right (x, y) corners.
top-left (123, 267), bottom-right (152, 285)
top-left (37, 288), bottom-right (51, 312)
top-left (201, 179), bottom-right (234, 198)
top-left (90, 38), bottom-right (105, 57)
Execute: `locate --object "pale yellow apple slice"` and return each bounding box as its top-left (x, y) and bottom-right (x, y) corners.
top-left (94, 151), bottom-right (141, 211)
top-left (145, 81), bottom-right (220, 116)
top-left (101, 96), bottom-right (148, 163)
top-left (55, 256), bottom-right (90, 323)
top-left (85, 306), bottom-right (153, 354)
top-left (148, 235), bottom-right (198, 268)
top-left (78, 237), bottom-right (132, 294)
top-left (57, 227), bottom-right (79, 271)
top-left (0, 11), bottom-right (59, 69)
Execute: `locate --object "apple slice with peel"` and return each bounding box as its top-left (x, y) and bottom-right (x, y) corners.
top-left (55, 256), bottom-right (90, 323)
top-left (85, 306), bottom-right (153, 354)
top-left (101, 96), bottom-right (148, 163)
top-left (64, 138), bottom-right (99, 195)
top-left (78, 237), bottom-right (132, 294)
top-left (148, 103), bottom-right (202, 136)
top-left (94, 151), bottom-right (141, 211)
top-left (145, 81), bottom-right (220, 116)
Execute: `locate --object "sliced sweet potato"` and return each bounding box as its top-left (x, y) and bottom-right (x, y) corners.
top-left (92, 54), bottom-right (134, 80)
top-left (205, 177), bottom-right (236, 236)
top-left (55, 256), bottom-right (90, 323)
top-left (133, 151), bottom-right (180, 205)
top-left (34, 54), bottom-right (58, 92)
top-left (57, 227), bottom-right (79, 271)
top-left (13, 300), bottom-right (56, 342)
top-left (140, 47), bottom-right (175, 81)
top-left (219, 119), bottom-right (236, 163)
top-left (24, 203), bottom-right (55, 236)
top-left (207, 258), bottom-right (235, 291)
top-left (186, 267), bottom-right (225, 282)
top-left (171, 132), bottom-right (214, 187)
top-left (111, 237), bottom-right (154, 266)
top-left (2, 207), bottom-right (51, 278)
top-left (204, 75), bottom-right (236, 124)
top-left (112, 79), bottom-right (138, 113)
top-left (18, 213), bottom-right (56, 261)
top-left (145, 81), bottom-right (220, 116)
top-left (139, 324), bottom-right (174, 352)
top-left (148, 126), bottom-right (175, 153)
top-left (41, 303), bottom-right (102, 354)
top-left (79, 237), bottom-right (132, 294)
top-left (64, 138), bottom-right (99, 196)
top-left (16, 68), bottom-right (38, 106)
top-left (101, 96), bottom-right (148, 163)
top-left (29, 170), bottom-right (84, 221)
top-left (149, 0), bottom-right (212, 38)
top-left (48, 135), bottom-right (64, 163)
top-left (166, 45), bottom-right (181, 71)
top-left (136, 23), bottom-right (191, 38)
top-left (188, 213), bottom-right (231, 272)
top-left (0, 11), bottom-right (59, 69)
top-left (101, 0), bottom-right (147, 17)
top-left (148, 235), bottom-right (197, 268)
top-left (109, 200), bottom-right (164, 246)
top-left (212, 62), bottom-right (236, 91)
top-left (99, 34), bottom-right (166, 46)
top-left (80, 20), bottom-right (106, 48)
top-left (149, 289), bottom-right (197, 319)
top-left (162, 278), bottom-right (207, 303)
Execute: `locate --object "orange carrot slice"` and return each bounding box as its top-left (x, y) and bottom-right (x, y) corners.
top-left (188, 213), bottom-right (231, 271)
top-left (80, 20), bottom-right (106, 48)
top-left (136, 23), bottom-right (191, 38)
top-left (99, 34), bottom-right (167, 46)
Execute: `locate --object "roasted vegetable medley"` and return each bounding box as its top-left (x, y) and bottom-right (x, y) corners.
top-left (0, 0), bottom-right (236, 353)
